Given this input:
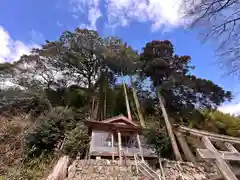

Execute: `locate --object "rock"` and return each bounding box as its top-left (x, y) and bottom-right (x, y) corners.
top-left (47, 156), bottom-right (70, 180)
top-left (106, 160), bottom-right (111, 165)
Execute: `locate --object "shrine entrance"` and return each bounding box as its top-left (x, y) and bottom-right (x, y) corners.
top-left (174, 125), bottom-right (240, 180)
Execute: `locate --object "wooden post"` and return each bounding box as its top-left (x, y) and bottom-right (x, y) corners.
top-left (225, 142), bottom-right (239, 153)
top-left (112, 133), bottom-right (114, 160)
top-left (118, 131), bottom-right (122, 165)
top-left (159, 158), bottom-right (165, 180)
top-left (136, 133), bottom-right (144, 161)
top-left (123, 81), bottom-right (132, 121)
top-left (130, 76), bottom-right (146, 127)
top-left (201, 136), bottom-right (238, 180)
top-left (89, 131), bottom-right (94, 157)
top-left (178, 125), bottom-right (240, 144)
top-left (157, 90), bottom-right (182, 161)
top-left (176, 132), bottom-right (196, 162)
top-left (197, 148), bottom-right (240, 161)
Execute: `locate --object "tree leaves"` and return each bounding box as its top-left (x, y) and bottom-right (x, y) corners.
top-left (139, 40), bottom-right (232, 123)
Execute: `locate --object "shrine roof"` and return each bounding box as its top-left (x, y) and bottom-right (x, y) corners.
top-left (85, 114), bottom-right (141, 132)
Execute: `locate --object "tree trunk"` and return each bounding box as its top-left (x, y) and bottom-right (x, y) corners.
top-left (90, 96), bottom-right (96, 118)
top-left (97, 74), bottom-right (107, 121)
top-left (130, 76), bottom-right (146, 127)
top-left (122, 81), bottom-right (132, 121)
top-left (93, 98), bottom-right (99, 120)
top-left (157, 88), bottom-right (182, 161)
top-left (104, 86), bottom-right (107, 118)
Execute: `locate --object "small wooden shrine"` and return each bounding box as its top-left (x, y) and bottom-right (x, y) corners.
top-left (85, 114), bottom-right (157, 164)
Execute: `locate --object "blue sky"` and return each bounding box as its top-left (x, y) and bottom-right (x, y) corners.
top-left (0, 0), bottom-right (239, 114)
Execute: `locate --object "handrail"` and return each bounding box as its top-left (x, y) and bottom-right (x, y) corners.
top-left (134, 154), bottom-right (162, 180)
top-left (135, 155), bottom-right (161, 180)
top-left (137, 160), bottom-right (157, 179)
top-left (158, 158), bottom-right (165, 180)
top-left (135, 155), bottom-right (158, 176)
top-left (178, 125), bottom-right (240, 144)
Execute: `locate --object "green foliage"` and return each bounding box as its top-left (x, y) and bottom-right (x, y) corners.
top-left (4, 154), bottom-right (53, 180)
top-left (63, 123), bottom-right (90, 157)
top-left (0, 88), bottom-right (51, 119)
top-left (139, 40), bottom-right (232, 123)
top-left (196, 110), bottom-right (240, 137)
top-left (1, 28), bottom-right (232, 125)
top-left (143, 127), bottom-right (173, 159)
top-left (4, 167), bottom-right (31, 180)
top-left (64, 85), bottom-right (88, 108)
top-left (24, 107), bottom-right (78, 159)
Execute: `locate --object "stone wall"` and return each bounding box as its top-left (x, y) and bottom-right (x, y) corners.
top-left (158, 159), bottom-right (219, 180)
top-left (66, 159), bottom-right (145, 180)
top-left (65, 159), bottom-right (220, 180)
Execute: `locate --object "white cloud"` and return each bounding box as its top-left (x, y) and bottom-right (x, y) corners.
top-left (218, 103), bottom-right (240, 116)
top-left (68, 0), bottom-right (190, 31)
top-left (218, 91), bottom-right (240, 115)
top-left (70, 0), bottom-right (102, 30)
top-left (0, 26), bottom-right (39, 63)
top-left (106, 0), bottom-right (187, 31)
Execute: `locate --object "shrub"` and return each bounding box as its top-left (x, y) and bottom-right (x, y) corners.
top-left (24, 107), bottom-right (78, 159)
top-left (143, 127), bottom-right (173, 159)
top-left (4, 154), bottom-right (53, 180)
top-left (4, 167), bottom-right (31, 180)
top-left (196, 110), bottom-right (240, 137)
top-left (63, 123), bottom-right (90, 157)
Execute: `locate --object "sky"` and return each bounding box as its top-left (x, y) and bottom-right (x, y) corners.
top-left (0, 0), bottom-right (239, 115)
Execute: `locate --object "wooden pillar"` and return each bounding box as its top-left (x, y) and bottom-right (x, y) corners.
top-left (157, 90), bottom-right (182, 161)
top-left (225, 142), bottom-right (239, 153)
top-left (112, 133), bottom-right (114, 160)
top-left (176, 132), bottom-right (196, 162)
top-left (201, 136), bottom-right (238, 180)
top-left (123, 81), bottom-right (132, 121)
top-left (118, 131), bottom-right (122, 165)
top-left (88, 131), bottom-right (94, 160)
top-left (136, 133), bottom-right (144, 161)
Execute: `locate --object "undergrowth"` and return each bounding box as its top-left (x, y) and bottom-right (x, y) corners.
top-left (2, 153), bottom-right (56, 180)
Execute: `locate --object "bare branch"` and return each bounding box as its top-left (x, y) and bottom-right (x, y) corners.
top-left (182, 0), bottom-right (240, 76)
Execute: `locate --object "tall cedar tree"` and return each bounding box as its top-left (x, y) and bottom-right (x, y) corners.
top-left (140, 40), bottom-right (232, 160)
top-left (140, 40), bottom-right (232, 124)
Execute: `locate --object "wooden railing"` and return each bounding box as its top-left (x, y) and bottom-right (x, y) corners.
top-left (134, 154), bottom-right (163, 180)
